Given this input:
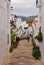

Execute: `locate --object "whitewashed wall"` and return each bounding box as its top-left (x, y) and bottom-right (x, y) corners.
top-left (40, 0), bottom-right (44, 63)
top-left (36, 0), bottom-right (44, 63)
top-left (0, 0), bottom-right (11, 64)
top-left (32, 21), bottom-right (40, 37)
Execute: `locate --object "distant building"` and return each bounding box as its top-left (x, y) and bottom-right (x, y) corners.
top-left (36, 0), bottom-right (44, 63)
top-left (16, 18), bottom-right (28, 30)
top-left (16, 18), bottom-right (33, 37)
top-left (0, 0), bottom-right (11, 64)
top-left (32, 18), bottom-right (40, 36)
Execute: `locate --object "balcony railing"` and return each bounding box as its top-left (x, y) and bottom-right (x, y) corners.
top-left (36, 0), bottom-right (38, 5)
top-left (36, 0), bottom-right (41, 7)
top-left (8, 0), bottom-right (11, 2)
top-left (5, 0), bottom-right (11, 3)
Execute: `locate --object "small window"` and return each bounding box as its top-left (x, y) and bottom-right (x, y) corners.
top-left (36, 0), bottom-right (38, 5)
top-left (7, 34), bottom-right (9, 44)
top-left (40, 16), bottom-right (41, 22)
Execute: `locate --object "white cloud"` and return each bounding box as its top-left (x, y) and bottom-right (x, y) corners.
top-left (11, 0), bottom-right (36, 8)
top-left (13, 7), bottom-right (39, 16)
top-left (11, 0), bottom-right (38, 16)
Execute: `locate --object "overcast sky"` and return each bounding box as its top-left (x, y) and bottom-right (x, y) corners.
top-left (11, 0), bottom-right (39, 16)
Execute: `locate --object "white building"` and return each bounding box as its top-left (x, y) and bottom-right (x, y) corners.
top-left (16, 18), bottom-right (28, 30)
top-left (10, 13), bottom-right (15, 21)
top-left (15, 18), bottom-right (29, 37)
top-left (32, 18), bottom-right (40, 37)
top-left (36, 0), bottom-right (44, 63)
top-left (0, 0), bottom-right (11, 64)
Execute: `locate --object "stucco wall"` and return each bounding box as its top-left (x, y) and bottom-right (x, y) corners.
top-left (0, 0), bottom-right (11, 64)
top-left (36, 0), bottom-right (44, 63)
top-left (40, 0), bottom-right (44, 63)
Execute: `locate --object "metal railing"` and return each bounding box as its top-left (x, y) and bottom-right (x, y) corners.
top-left (36, 0), bottom-right (38, 5)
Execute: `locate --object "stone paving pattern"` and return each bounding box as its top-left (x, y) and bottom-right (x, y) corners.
top-left (2, 39), bottom-right (44, 65)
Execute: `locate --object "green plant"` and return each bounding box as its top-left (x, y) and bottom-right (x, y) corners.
top-left (13, 42), bottom-right (18, 48)
top-left (9, 46), bottom-right (13, 53)
top-left (32, 38), bottom-right (41, 59)
top-left (9, 29), bottom-right (18, 53)
top-left (32, 38), bottom-right (36, 47)
top-left (11, 29), bottom-right (16, 44)
top-left (35, 27), bottom-right (43, 42)
top-left (32, 45), bottom-right (41, 59)
top-left (9, 42), bottom-right (18, 53)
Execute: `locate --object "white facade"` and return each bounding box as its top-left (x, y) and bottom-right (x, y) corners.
top-left (32, 18), bottom-right (40, 37)
top-left (16, 18), bottom-right (28, 30)
top-left (10, 12), bottom-right (15, 21)
top-left (16, 18), bottom-right (33, 37)
top-left (0, 0), bottom-right (11, 64)
top-left (36, 0), bottom-right (44, 63)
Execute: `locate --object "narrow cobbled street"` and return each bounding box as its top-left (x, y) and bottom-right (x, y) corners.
top-left (2, 39), bottom-right (44, 65)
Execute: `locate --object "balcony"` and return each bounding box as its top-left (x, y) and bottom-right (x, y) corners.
top-left (36, 0), bottom-right (41, 8)
top-left (5, 0), bottom-right (11, 5)
top-left (5, 0), bottom-right (11, 3)
top-left (8, 0), bottom-right (11, 2)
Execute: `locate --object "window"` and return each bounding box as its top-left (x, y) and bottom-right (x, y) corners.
top-left (7, 34), bottom-right (9, 44)
top-left (36, 0), bottom-right (38, 5)
top-left (40, 16), bottom-right (41, 23)
top-left (36, 0), bottom-right (41, 5)
top-left (8, 0), bottom-right (11, 2)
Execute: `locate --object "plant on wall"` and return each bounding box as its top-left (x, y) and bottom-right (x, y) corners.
top-left (9, 29), bottom-right (18, 53)
top-left (32, 38), bottom-right (41, 59)
top-left (11, 29), bottom-right (16, 44)
top-left (35, 27), bottom-right (43, 42)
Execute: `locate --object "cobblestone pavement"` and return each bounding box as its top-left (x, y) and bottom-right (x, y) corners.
top-left (2, 39), bottom-right (44, 65)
